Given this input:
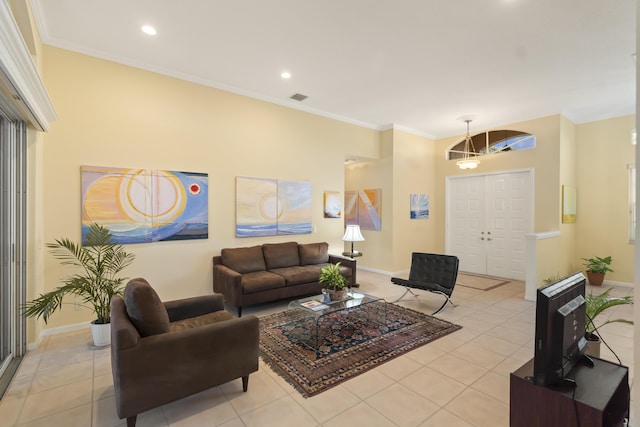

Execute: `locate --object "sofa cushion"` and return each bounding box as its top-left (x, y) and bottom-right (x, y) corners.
top-left (169, 310), bottom-right (234, 332)
top-left (221, 245), bottom-right (266, 274)
top-left (262, 242), bottom-right (300, 270)
top-left (241, 271), bottom-right (286, 294)
top-left (270, 265), bottom-right (323, 286)
top-left (124, 278), bottom-right (170, 337)
top-left (299, 242), bottom-right (329, 265)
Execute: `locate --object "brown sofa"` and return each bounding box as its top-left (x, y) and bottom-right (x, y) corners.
top-left (212, 241), bottom-right (355, 316)
top-left (111, 278), bottom-right (259, 427)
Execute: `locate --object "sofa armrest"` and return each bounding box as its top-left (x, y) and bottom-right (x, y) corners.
top-left (329, 255), bottom-right (356, 287)
top-left (163, 294), bottom-right (225, 322)
top-left (212, 261), bottom-right (243, 306)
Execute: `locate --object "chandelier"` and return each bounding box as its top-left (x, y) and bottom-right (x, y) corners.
top-left (456, 119), bottom-right (480, 170)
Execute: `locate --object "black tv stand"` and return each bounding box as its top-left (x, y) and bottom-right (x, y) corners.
top-left (511, 357), bottom-right (629, 426)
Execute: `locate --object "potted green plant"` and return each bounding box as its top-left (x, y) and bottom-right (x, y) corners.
top-left (584, 288), bottom-right (633, 357)
top-left (23, 223), bottom-right (135, 347)
top-left (581, 256), bottom-right (613, 286)
top-left (319, 262), bottom-right (347, 301)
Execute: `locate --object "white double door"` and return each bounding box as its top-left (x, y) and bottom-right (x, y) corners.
top-left (446, 170), bottom-right (532, 280)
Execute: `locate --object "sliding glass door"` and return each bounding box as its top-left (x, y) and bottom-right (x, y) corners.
top-left (0, 114), bottom-right (27, 396)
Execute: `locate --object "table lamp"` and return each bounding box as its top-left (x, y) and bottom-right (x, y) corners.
top-left (342, 224), bottom-right (365, 257)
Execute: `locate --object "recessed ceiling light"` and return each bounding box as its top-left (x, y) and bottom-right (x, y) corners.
top-left (281, 71), bottom-right (291, 79)
top-left (141, 25), bottom-right (157, 36)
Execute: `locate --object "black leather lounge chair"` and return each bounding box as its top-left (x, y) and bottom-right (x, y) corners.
top-left (391, 252), bottom-right (459, 314)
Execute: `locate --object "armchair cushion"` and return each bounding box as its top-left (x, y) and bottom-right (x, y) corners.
top-left (299, 242), bottom-right (329, 265)
top-left (169, 310), bottom-right (234, 332)
top-left (124, 278), bottom-right (170, 337)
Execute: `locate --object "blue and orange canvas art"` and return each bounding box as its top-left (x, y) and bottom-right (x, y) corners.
top-left (236, 176), bottom-right (312, 237)
top-left (81, 166), bottom-right (208, 244)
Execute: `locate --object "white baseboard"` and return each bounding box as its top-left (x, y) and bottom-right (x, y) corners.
top-left (27, 322), bottom-right (91, 350)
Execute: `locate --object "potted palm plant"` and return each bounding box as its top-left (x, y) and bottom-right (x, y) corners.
top-left (319, 262), bottom-right (347, 301)
top-left (23, 223), bottom-right (136, 347)
top-left (581, 256), bottom-right (613, 286)
top-left (584, 288), bottom-right (633, 357)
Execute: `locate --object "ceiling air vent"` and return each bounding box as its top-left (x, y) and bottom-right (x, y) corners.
top-left (290, 93), bottom-right (308, 102)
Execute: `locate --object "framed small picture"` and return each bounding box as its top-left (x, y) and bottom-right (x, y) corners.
top-left (410, 194), bottom-right (429, 219)
top-left (324, 191), bottom-right (342, 218)
top-left (562, 185), bottom-right (576, 223)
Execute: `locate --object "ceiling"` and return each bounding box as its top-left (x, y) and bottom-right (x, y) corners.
top-left (30, 0), bottom-right (636, 139)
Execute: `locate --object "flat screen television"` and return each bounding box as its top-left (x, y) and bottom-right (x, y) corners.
top-left (533, 272), bottom-right (592, 387)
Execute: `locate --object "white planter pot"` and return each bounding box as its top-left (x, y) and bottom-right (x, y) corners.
top-left (90, 321), bottom-right (111, 347)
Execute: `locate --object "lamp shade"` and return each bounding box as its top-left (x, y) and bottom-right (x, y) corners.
top-left (342, 225), bottom-right (365, 242)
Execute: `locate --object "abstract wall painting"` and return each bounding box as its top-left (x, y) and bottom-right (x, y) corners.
top-left (562, 185), bottom-right (577, 223)
top-left (410, 194), bottom-right (429, 219)
top-left (324, 191), bottom-right (342, 218)
top-left (357, 189), bottom-right (382, 231)
top-left (344, 189), bottom-right (382, 231)
top-left (344, 191), bottom-right (358, 225)
top-left (236, 176), bottom-right (312, 237)
top-left (81, 165), bottom-right (209, 244)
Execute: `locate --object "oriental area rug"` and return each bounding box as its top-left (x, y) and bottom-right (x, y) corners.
top-left (259, 301), bottom-right (462, 397)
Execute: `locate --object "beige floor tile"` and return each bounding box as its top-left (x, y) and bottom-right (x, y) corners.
top-left (400, 366), bottom-right (466, 407)
top-left (450, 341), bottom-right (507, 370)
top-left (419, 409), bottom-right (474, 427)
top-left (429, 354), bottom-right (488, 385)
top-left (240, 395), bottom-right (317, 427)
top-left (404, 344), bottom-right (447, 366)
top-left (221, 368), bottom-right (287, 415)
top-left (93, 373), bottom-right (115, 401)
top-left (18, 378), bottom-right (93, 424)
top-left (291, 384), bottom-right (360, 423)
top-left (341, 368), bottom-right (395, 399)
top-left (18, 402), bottom-right (91, 427)
top-left (427, 333), bottom-right (467, 352)
top-left (445, 388), bottom-right (509, 427)
top-left (29, 359), bottom-right (93, 394)
top-left (162, 386), bottom-right (237, 426)
top-left (374, 354), bottom-right (422, 381)
top-left (470, 371), bottom-right (510, 403)
top-left (217, 418), bottom-right (246, 427)
top-left (366, 383), bottom-right (439, 426)
top-left (322, 402), bottom-right (396, 427)
top-left (92, 395), bottom-right (168, 427)
top-left (0, 394), bottom-right (24, 426)
top-left (491, 357), bottom-right (528, 377)
top-left (484, 324), bottom-right (532, 346)
top-left (468, 334), bottom-right (521, 357)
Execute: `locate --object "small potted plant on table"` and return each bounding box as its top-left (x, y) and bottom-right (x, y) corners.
top-left (319, 262), bottom-right (347, 301)
top-left (581, 256), bottom-right (613, 286)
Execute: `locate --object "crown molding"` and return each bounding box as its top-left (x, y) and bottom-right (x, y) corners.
top-left (0, 1), bottom-right (56, 130)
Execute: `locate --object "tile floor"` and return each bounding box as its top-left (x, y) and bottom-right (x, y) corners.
top-left (0, 270), bottom-right (634, 426)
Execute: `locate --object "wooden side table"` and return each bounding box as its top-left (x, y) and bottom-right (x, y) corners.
top-left (510, 357), bottom-right (629, 426)
top-left (341, 251), bottom-right (361, 288)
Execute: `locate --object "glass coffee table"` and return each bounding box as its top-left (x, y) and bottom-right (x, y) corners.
top-left (286, 291), bottom-right (387, 350)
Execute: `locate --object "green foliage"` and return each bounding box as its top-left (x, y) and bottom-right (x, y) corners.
top-left (581, 256), bottom-right (613, 274)
top-left (585, 288), bottom-right (633, 335)
top-left (23, 223), bottom-right (136, 324)
top-left (319, 262), bottom-right (347, 290)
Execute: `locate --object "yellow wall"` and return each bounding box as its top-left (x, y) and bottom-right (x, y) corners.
top-left (575, 115), bottom-right (636, 283)
top-left (38, 46), bottom-right (379, 331)
top-left (28, 45), bottom-right (635, 339)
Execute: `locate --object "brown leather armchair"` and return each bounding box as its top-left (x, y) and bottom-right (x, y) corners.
top-left (110, 278), bottom-right (259, 427)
